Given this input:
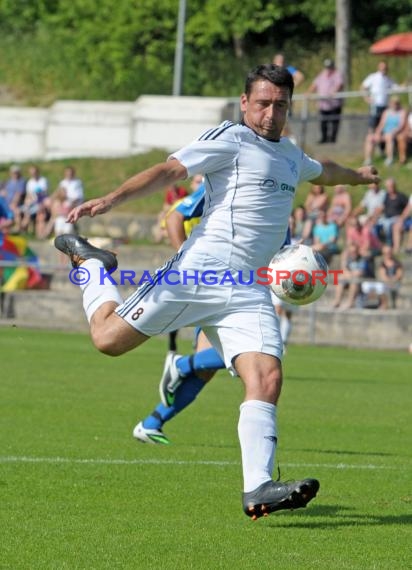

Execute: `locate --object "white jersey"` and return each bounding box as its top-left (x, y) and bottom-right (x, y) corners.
top-left (171, 121), bottom-right (322, 271)
top-left (26, 176), bottom-right (48, 201)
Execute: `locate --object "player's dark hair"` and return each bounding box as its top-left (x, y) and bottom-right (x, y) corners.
top-left (245, 64), bottom-right (294, 99)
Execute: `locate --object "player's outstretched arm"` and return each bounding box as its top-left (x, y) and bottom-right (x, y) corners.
top-left (311, 161), bottom-right (380, 187)
top-left (67, 160), bottom-right (188, 223)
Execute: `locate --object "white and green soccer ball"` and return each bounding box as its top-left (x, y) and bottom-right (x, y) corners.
top-left (269, 244), bottom-right (329, 306)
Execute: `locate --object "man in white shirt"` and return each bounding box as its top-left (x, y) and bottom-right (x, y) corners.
top-left (55, 64), bottom-right (380, 520)
top-left (361, 61), bottom-right (398, 132)
top-left (352, 182), bottom-right (386, 221)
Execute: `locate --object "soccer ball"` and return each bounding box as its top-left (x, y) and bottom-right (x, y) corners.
top-left (269, 244), bottom-right (328, 306)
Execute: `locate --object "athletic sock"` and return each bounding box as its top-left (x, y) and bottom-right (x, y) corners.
top-left (176, 348), bottom-right (225, 377)
top-left (238, 400), bottom-right (277, 493)
top-left (142, 373), bottom-right (206, 429)
top-left (80, 259), bottom-right (123, 322)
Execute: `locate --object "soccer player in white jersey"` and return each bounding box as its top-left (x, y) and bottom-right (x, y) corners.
top-left (55, 64), bottom-right (380, 520)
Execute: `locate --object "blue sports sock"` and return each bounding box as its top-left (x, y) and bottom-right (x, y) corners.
top-left (176, 348), bottom-right (225, 377)
top-left (142, 374), bottom-right (206, 430)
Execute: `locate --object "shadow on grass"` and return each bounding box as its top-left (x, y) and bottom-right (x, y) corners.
top-left (266, 504), bottom-right (412, 529)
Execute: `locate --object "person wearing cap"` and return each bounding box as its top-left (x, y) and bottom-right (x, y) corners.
top-left (307, 58), bottom-right (344, 144)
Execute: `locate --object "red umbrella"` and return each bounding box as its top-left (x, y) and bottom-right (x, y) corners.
top-left (370, 32), bottom-right (412, 56)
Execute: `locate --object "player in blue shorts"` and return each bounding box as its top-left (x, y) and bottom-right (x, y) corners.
top-left (55, 64), bottom-right (379, 519)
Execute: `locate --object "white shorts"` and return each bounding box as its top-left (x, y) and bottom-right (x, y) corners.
top-left (116, 251), bottom-right (282, 370)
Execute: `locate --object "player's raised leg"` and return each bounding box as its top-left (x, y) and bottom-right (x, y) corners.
top-left (55, 234), bottom-right (149, 355)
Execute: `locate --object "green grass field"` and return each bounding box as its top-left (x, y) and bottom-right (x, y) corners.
top-left (0, 328), bottom-right (411, 569)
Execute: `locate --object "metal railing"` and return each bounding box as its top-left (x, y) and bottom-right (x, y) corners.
top-left (228, 86), bottom-right (412, 150)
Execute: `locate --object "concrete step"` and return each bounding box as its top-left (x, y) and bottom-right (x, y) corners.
top-left (1, 288), bottom-right (410, 351)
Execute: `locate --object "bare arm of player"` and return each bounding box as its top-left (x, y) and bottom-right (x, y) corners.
top-left (66, 159), bottom-right (188, 223)
top-left (312, 161), bottom-right (380, 187)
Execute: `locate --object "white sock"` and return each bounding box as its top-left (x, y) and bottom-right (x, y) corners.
top-left (80, 259), bottom-right (123, 323)
top-left (238, 400), bottom-right (277, 492)
top-left (280, 315), bottom-right (292, 345)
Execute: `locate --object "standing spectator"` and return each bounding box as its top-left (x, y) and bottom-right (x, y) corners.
top-left (272, 53), bottom-right (305, 88)
top-left (1, 165), bottom-right (26, 229)
top-left (363, 96), bottom-right (408, 166)
top-left (397, 108), bottom-right (412, 165)
top-left (19, 165), bottom-right (49, 235)
top-left (272, 53), bottom-right (305, 143)
top-left (307, 59), bottom-right (344, 144)
top-left (374, 178), bottom-right (409, 246)
top-left (272, 53), bottom-right (305, 142)
top-left (327, 185), bottom-right (352, 228)
top-left (361, 61), bottom-right (398, 133)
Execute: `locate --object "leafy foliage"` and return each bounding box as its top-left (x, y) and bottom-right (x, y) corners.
top-left (0, 0), bottom-right (410, 102)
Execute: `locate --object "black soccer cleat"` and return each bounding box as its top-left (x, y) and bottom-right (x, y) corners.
top-left (242, 478), bottom-right (320, 520)
top-left (54, 234), bottom-right (118, 272)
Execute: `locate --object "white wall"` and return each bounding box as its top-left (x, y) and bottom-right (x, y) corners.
top-left (0, 96), bottom-right (233, 162)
